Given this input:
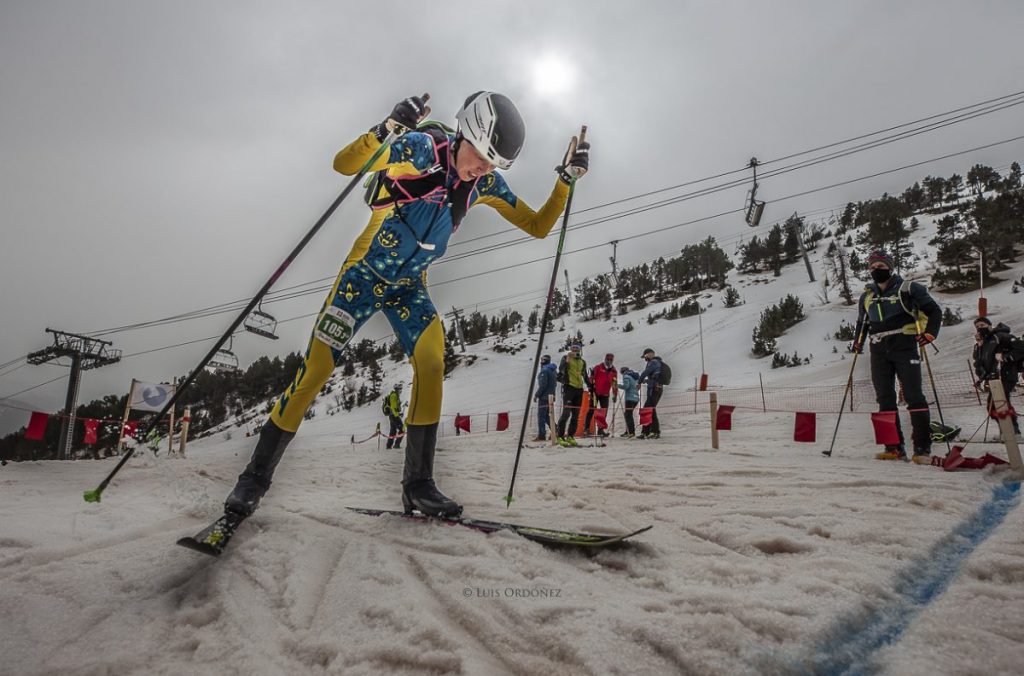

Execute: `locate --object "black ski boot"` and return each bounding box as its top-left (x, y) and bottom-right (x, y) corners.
top-left (224, 419), bottom-right (295, 517)
top-left (401, 423), bottom-right (462, 517)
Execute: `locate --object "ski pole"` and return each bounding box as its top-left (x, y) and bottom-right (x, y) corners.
top-left (915, 319), bottom-right (951, 455)
top-left (967, 359), bottom-right (983, 406)
top-left (823, 325), bottom-right (867, 457)
top-left (82, 101), bottom-right (424, 504)
top-left (919, 339), bottom-right (952, 455)
top-left (505, 126), bottom-right (586, 507)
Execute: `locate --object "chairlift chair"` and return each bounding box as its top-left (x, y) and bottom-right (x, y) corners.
top-left (208, 336), bottom-right (240, 373)
top-left (745, 157), bottom-right (766, 227)
top-left (244, 301), bottom-right (279, 340)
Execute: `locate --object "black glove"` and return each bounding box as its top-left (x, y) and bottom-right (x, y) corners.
top-left (371, 94), bottom-right (430, 142)
top-left (556, 140), bottom-right (590, 184)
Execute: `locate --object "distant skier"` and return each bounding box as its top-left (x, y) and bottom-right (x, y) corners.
top-left (972, 316), bottom-right (1021, 437)
top-left (853, 250), bottom-right (942, 463)
top-left (556, 342), bottom-right (592, 446)
top-left (384, 383), bottom-right (405, 449)
top-left (221, 92), bottom-right (590, 525)
top-left (584, 353), bottom-right (618, 438)
top-left (617, 367), bottom-right (641, 438)
top-left (637, 348), bottom-right (668, 439)
top-left (533, 355), bottom-right (557, 442)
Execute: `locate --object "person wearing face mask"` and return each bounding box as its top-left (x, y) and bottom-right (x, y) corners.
top-left (972, 317), bottom-right (1021, 438)
top-left (853, 250), bottom-right (942, 463)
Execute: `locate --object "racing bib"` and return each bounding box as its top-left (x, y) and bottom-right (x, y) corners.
top-left (315, 306), bottom-right (356, 351)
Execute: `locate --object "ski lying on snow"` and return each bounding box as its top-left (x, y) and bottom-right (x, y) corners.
top-left (349, 507), bottom-right (651, 548)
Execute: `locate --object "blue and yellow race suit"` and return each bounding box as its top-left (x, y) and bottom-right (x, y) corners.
top-left (269, 128), bottom-right (570, 432)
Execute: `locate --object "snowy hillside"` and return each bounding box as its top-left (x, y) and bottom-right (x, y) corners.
top-left (2, 214), bottom-right (1024, 675)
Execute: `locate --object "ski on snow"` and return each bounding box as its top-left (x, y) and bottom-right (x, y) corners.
top-left (348, 507), bottom-right (651, 548)
top-left (178, 508), bottom-right (651, 557)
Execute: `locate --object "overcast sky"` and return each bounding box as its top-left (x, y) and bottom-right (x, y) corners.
top-left (2, 0), bottom-right (1023, 434)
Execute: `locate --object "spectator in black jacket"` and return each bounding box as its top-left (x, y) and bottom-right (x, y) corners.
top-left (973, 317), bottom-right (1020, 436)
top-left (853, 251), bottom-right (942, 463)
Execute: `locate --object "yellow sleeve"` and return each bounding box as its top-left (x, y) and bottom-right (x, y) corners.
top-left (476, 178), bottom-right (570, 239)
top-left (333, 131), bottom-right (390, 175)
top-left (333, 130), bottom-right (438, 176)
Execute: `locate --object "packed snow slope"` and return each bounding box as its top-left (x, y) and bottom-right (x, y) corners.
top-left (2, 215), bottom-right (1023, 675)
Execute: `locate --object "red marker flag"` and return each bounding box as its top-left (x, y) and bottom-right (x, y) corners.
top-left (870, 411), bottom-right (900, 445)
top-left (794, 411), bottom-right (816, 442)
top-left (26, 412), bottom-right (49, 441)
top-left (715, 405), bottom-right (736, 431)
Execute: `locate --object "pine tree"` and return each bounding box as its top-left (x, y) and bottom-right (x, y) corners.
top-left (723, 286), bottom-right (742, 308)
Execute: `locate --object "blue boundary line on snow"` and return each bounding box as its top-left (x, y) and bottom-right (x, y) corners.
top-left (787, 480), bottom-right (1022, 676)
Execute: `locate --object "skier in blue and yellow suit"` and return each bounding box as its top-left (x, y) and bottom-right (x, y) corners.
top-left (224, 92), bottom-right (590, 519)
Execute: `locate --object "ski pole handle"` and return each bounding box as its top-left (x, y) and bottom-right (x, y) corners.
top-left (389, 93), bottom-right (431, 135)
top-left (563, 125), bottom-right (588, 180)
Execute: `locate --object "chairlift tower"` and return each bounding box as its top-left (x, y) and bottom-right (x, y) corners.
top-left (27, 329), bottom-right (122, 460)
top-left (444, 307), bottom-right (466, 353)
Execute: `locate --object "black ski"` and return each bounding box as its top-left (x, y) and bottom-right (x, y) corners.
top-left (176, 513), bottom-right (244, 557)
top-left (349, 507), bottom-right (651, 548)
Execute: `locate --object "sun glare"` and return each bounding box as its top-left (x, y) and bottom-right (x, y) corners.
top-left (531, 55), bottom-right (575, 96)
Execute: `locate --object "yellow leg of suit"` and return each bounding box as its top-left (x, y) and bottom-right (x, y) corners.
top-left (269, 269), bottom-right (352, 434)
top-left (406, 316), bottom-right (445, 426)
top-left (269, 274), bottom-right (448, 433)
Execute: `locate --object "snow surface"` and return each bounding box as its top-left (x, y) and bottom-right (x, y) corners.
top-left (2, 215), bottom-right (1023, 675)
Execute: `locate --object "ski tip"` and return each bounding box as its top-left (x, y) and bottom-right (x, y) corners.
top-left (176, 537), bottom-right (222, 557)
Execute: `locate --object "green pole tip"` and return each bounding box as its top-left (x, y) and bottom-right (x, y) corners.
top-left (502, 495), bottom-right (515, 507)
top-left (83, 488), bottom-right (102, 503)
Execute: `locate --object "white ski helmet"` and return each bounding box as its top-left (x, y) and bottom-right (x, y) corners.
top-left (455, 91), bottom-right (525, 170)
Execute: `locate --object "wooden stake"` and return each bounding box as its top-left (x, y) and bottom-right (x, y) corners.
top-left (167, 378), bottom-right (177, 457)
top-left (114, 380), bottom-right (134, 456)
top-left (988, 379), bottom-right (1022, 473)
top-left (549, 395), bottom-right (557, 446)
top-left (178, 407), bottom-right (190, 458)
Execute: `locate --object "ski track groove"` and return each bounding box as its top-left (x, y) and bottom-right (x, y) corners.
top-left (403, 551), bottom-right (593, 676)
top-left (0, 515), bottom-right (200, 574)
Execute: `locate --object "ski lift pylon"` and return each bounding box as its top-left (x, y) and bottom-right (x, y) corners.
top-left (244, 301), bottom-right (279, 340)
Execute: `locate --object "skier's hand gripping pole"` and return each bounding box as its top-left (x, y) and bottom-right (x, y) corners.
top-left (82, 97), bottom-right (427, 504)
top-left (505, 126), bottom-right (587, 508)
